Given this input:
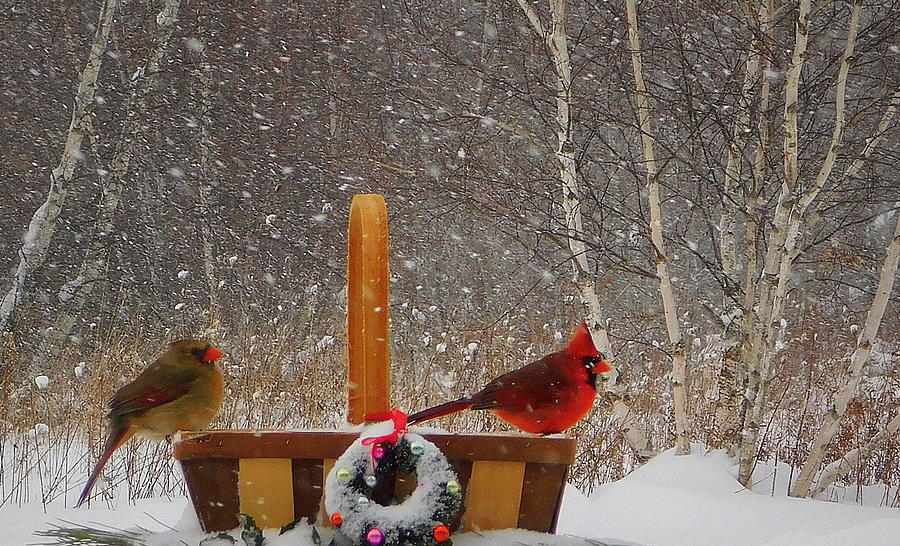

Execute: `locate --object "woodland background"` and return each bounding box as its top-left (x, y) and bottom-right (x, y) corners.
top-left (0, 0), bottom-right (899, 507)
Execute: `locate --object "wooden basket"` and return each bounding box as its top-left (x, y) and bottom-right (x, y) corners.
top-left (174, 195), bottom-right (576, 534)
top-left (175, 430), bottom-right (574, 533)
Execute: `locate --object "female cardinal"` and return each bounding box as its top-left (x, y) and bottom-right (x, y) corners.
top-left (76, 340), bottom-right (225, 506)
top-left (408, 321), bottom-right (610, 434)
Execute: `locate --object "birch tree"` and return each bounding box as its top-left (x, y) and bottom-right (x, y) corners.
top-left (736, 0), bottom-right (865, 485)
top-left (515, 0), bottom-right (654, 459)
top-left (810, 409), bottom-right (900, 498)
top-left (0, 0), bottom-right (119, 347)
top-left (791, 207), bottom-right (900, 497)
top-left (197, 51), bottom-right (222, 336)
top-left (715, 0), bottom-right (773, 453)
top-left (40, 0), bottom-right (182, 367)
top-left (625, 0), bottom-right (690, 455)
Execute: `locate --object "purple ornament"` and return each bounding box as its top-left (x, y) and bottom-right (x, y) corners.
top-left (366, 527), bottom-right (385, 545)
top-left (372, 444), bottom-right (386, 460)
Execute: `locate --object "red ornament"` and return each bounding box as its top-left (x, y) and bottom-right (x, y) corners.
top-left (330, 512), bottom-right (343, 526)
top-left (433, 524), bottom-right (451, 542)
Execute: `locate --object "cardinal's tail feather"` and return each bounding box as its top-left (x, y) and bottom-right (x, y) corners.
top-left (76, 425), bottom-right (134, 507)
top-left (407, 398), bottom-right (474, 425)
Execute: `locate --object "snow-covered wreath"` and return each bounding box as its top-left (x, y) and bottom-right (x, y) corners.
top-left (325, 409), bottom-right (462, 545)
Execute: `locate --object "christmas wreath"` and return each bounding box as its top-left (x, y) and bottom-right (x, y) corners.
top-left (324, 409), bottom-right (462, 545)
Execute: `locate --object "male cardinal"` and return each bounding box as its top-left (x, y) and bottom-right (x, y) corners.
top-left (408, 321), bottom-right (610, 434)
top-left (76, 340), bottom-right (225, 506)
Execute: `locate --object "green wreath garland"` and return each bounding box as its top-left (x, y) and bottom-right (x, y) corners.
top-left (324, 420), bottom-right (462, 546)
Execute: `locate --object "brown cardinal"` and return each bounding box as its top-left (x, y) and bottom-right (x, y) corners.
top-left (76, 340), bottom-right (225, 506)
top-left (408, 321), bottom-right (611, 434)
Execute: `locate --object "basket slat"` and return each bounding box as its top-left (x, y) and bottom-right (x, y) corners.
top-left (465, 460), bottom-right (526, 531)
top-left (292, 459), bottom-right (325, 523)
top-left (181, 457), bottom-right (239, 532)
top-left (238, 458), bottom-right (295, 529)
top-left (519, 462), bottom-right (571, 531)
top-left (175, 431), bottom-right (576, 464)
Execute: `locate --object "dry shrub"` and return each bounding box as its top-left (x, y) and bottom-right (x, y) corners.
top-left (1, 300), bottom-right (898, 508)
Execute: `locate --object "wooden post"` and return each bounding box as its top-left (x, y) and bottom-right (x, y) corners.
top-left (347, 194), bottom-right (391, 424)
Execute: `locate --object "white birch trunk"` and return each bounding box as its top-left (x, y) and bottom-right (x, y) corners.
top-left (737, 0), bottom-right (811, 485)
top-left (0, 0), bottom-right (119, 338)
top-left (840, 88), bottom-right (899, 182)
top-left (719, 24), bottom-right (760, 291)
top-left (39, 0), bottom-right (182, 367)
top-left (791, 207), bottom-right (900, 497)
top-left (716, 0), bottom-right (767, 451)
top-left (730, 0), bottom-right (773, 458)
top-left (626, 0), bottom-right (690, 455)
top-left (198, 47), bottom-right (221, 335)
top-left (810, 410), bottom-right (900, 498)
top-left (770, 0), bottom-right (861, 332)
top-left (515, 0), bottom-right (610, 351)
top-left (738, 0), bottom-right (866, 486)
top-left (516, 0), bottom-right (655, 457)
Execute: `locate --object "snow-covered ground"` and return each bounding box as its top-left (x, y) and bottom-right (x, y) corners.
top-left (3, 447), bottom-right (900, 545)
top-left (559, 448), bottom-right (900, 545)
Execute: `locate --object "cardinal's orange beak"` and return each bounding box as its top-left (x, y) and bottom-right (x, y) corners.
top-left (594, 358), bottom-right (612, 374)
top-left (203, 347), bottom-right (224, 362)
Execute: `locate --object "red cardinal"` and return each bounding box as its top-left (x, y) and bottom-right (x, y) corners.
top-left (408, 321), bottom-right (610, 434)
top-left (77, 340), bottom-right (225, 506)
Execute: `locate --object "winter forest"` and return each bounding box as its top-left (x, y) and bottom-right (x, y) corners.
top-left (1, 0), bottom-right (900, 542)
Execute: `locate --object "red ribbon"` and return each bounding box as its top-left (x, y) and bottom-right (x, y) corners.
top-left (361, 408), bottom-right (409, 448)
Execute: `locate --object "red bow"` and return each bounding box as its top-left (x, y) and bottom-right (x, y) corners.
top-left (361, 408), bottom-right (409, 448)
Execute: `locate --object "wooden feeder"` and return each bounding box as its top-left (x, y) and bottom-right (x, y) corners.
top-left (174, 194), bottom-right (577, 534)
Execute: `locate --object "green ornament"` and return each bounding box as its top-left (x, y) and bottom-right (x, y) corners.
top-left (336, 467), bottom-right (352, 482)
top-left (410, 442), bottom-right (425, 456)
top-left (446, 480), bottom-right (460, 495)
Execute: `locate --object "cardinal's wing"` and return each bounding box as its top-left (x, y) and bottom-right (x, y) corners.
top-left (470, 353), bottom-right (576, 412)
top-left (108, 361), bottom-right (199, 417)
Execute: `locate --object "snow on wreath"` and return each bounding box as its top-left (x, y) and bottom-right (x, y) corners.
top-left (324, 409), bottom-right (461, 546)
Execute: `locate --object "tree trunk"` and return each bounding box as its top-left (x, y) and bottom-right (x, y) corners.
top-left (198, 46), bottom-right (222, 335)
top-left (737, 0), bottom-right (812, 485)
top-left (0, 0), bottom-right (119, 344)
top-left (515, 0), bottom-right (655, 458)
top-left (625, 0), bottom-right (690, 455)
top-left (792, 206), bottom-right (900, 497)
top-left (839, 88), bottom-right (899, 182)
top-left (738, 0), bottom-right (863, 486)
top-left (39, 0), bottom-right (183, 369)
top-left (810, 410), bottom-right (900, 498)
top-left (770, 0), bottom-right (861, 328)
top-left (715, 0), bottom-right (769, 453)
top-left (729, 0), bottom-right (773, 458)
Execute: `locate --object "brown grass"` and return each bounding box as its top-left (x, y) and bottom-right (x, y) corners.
top-left (1, 304), bottom-right (898, 508)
